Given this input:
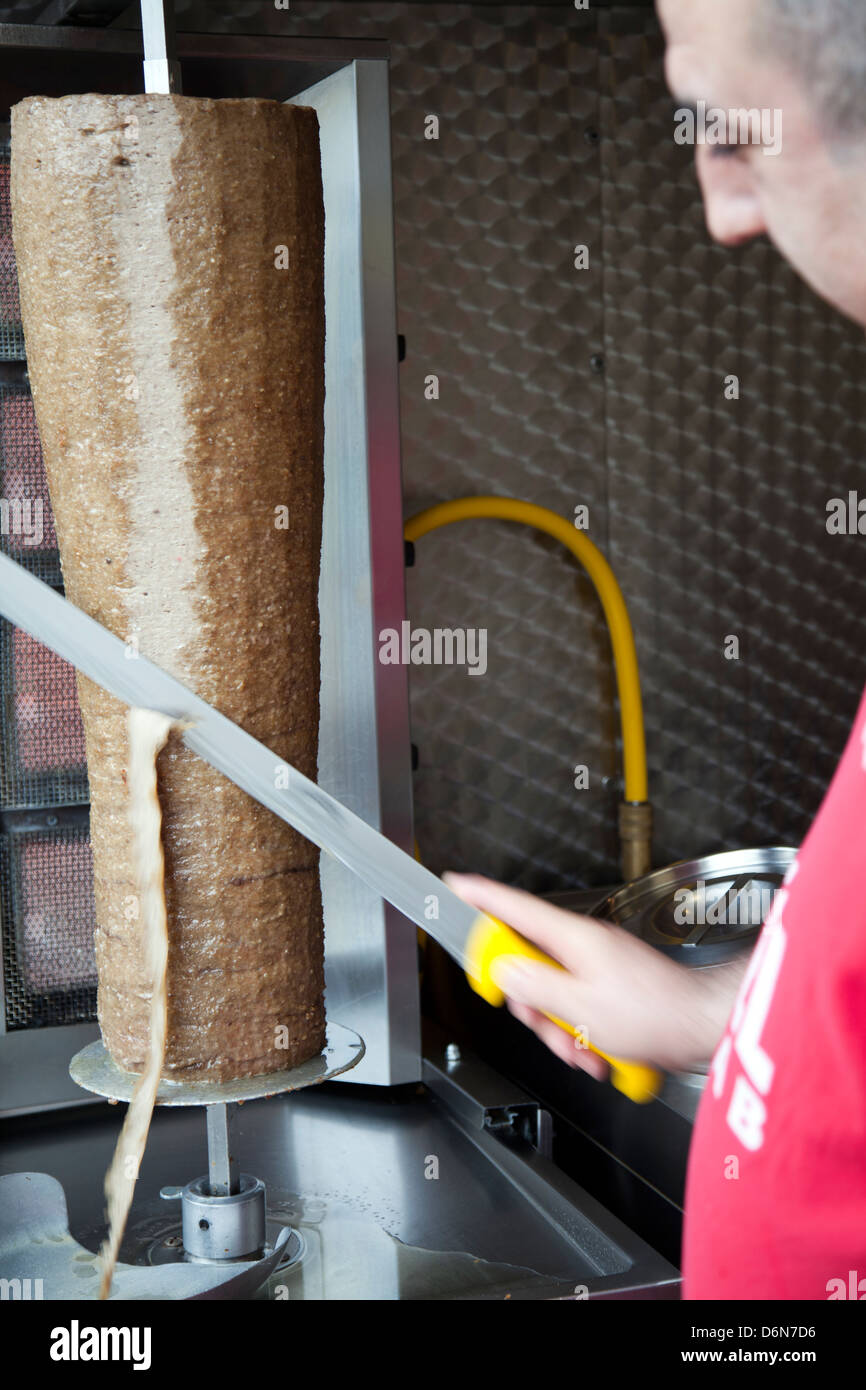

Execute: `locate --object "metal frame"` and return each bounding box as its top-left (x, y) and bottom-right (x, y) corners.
top-left (290, 60), bottom-right (419, 1084)
top-left (423, 1031), bottom-right (681, 1298)
top-left (0, 23), bottom-right (388, 63)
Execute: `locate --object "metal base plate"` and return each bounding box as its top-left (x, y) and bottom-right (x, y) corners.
top-left (69, 1021), bottom-right (365, 1106)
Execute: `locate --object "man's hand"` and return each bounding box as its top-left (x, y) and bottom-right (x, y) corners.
top-left (444, 871), bottom-right (748, 1082)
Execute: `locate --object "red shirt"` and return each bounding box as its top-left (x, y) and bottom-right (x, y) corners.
top-left (683, 685), bottom-right (866, 1300)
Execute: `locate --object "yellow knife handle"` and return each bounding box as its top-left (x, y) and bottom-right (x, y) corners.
top-left (464, 914), bottom-right (662, 1105)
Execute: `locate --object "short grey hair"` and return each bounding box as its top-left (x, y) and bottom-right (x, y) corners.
top-left (759, 1), bottom-right (866, 134)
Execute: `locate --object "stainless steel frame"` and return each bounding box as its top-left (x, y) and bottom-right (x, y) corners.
top-left (290, 61), bottom-right (419, 1085)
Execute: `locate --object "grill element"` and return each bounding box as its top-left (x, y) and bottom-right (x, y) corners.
top-left (0, 821), bottom-right (96, 1030)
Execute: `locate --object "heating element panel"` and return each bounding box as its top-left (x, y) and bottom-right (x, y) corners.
top-left (0, 818), bottom-right (96, 1032)
top-left (0, 138), bottom-right (23, 359)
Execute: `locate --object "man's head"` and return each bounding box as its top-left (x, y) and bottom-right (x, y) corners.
top-left (658, 0), bottom-right (866, 327)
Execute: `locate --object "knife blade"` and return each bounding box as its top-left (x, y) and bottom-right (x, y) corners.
top-left (0, 551), bottom-right (661, 1103)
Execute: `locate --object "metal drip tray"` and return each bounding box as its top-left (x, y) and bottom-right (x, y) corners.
top-left (591, 847), bottom-right (797, 966)
top-left (0, 1035), bottom-right (679, 1300)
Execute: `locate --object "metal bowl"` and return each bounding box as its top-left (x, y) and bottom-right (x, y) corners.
top-left (591, 846), bottom-right (797, 968)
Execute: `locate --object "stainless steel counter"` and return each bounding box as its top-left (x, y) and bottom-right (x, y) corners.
top-left (0, 1038), bottom-right (679, 1300)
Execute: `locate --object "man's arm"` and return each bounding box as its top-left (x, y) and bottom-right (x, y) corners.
top-left (685, 954), bottom-right (750, 1067)
top-left (444, 872), bottom-right (751, 1080)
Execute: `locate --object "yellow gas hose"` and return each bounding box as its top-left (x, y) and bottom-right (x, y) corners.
top-left (404, 496), bottom-right (652, 878)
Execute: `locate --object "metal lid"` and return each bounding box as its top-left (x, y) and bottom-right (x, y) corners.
top-left (592, 846), bottom-right (797, 966)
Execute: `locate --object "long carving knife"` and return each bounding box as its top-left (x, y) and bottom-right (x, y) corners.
top-left (140, 0), bottom-right (182, 95)
top-left (0, 551), bottom-right (661, 1103)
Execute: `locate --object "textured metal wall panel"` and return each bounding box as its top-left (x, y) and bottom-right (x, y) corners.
top-left (597, 11), bottom-right (866, 867)
top-left (389, 9), bottom-right (617, 890)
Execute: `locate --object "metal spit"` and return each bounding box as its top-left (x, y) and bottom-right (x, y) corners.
top-left (69, 1023), bottom-right (364, 1267)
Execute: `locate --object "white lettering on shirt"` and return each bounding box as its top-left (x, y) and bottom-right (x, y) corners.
top-left (713, 860), bottom-right (798, 1150)
top-left (726, 1073), bottom-right (768, 1151)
